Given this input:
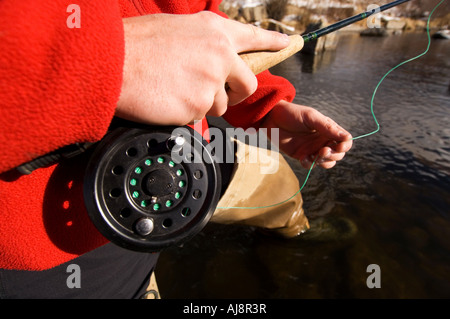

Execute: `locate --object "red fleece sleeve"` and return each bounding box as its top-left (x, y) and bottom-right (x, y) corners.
top-left (223, 70), bottom-right (296, 129)
top-left (0, 0), bottom-right (124, 173)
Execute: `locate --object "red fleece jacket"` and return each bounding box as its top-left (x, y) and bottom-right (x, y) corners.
top-left (0, 0), bottom-right (295, 270)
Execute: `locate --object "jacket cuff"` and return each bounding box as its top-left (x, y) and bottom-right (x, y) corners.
top-left (223, 70), bottom-right (296, 130)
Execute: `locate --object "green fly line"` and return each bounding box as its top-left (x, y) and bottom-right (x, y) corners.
top-left (217, 0), bottom-right (445, 210)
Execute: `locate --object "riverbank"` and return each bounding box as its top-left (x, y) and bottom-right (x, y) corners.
top-left (220, 1), bottom-right (450, 36)
top-left (220, 1), bottom-right (449, 56)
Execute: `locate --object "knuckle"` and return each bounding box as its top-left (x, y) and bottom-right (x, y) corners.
top-left (214, 33), bottom-right (232, 53)
top-left (303, 106), bottom-right (316, 117)
top-left (197, 11), bottom-right (222, 33)
top-left (196, 11), bottom-right (216, 23)
top-left (195, 93), bottom-right (214, 114)
top-left (246, 23), bottom-right (260, 40)
top-left (323, 116), bottom-right (334, 130)
top-left (242, 75), bottom-right (258, 96)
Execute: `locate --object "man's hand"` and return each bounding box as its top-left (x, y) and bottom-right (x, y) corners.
top-left (261, 100), bottom-right (353, 169)
top-left (116, 12), bottom-right (290, 126)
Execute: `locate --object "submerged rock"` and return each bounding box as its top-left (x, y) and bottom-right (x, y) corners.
top-left (360, 28), bottom-right (388, 37)
top-left (432, 30), bottom-right (450, 39)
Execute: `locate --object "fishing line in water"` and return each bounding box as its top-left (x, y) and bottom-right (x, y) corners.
top-left (217, 0), bottom-right (445, 210)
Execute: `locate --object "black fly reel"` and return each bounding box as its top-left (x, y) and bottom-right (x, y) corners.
top-left (83, 124), bottom-right (222, 252)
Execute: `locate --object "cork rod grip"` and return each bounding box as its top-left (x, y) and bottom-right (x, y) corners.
top-left (239, 34), bottom-right (304, 75)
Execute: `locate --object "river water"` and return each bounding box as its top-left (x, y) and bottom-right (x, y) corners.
top-left (156, 32), bottom-right (450, 298)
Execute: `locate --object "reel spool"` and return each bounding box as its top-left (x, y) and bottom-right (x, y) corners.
top-left (83, 124), bottom-right (222, 252)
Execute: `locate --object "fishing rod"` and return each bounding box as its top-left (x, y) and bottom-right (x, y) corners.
top-left (302, 0), bottom-right (411, 42)
top-left (240, 0), bottom-right (412, 74)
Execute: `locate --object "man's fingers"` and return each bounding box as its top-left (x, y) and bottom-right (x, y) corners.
top-left (318, 161), bottom-right (337, 169)
top-left (316, 118), bottom-right (351, 142)
top-left (318, 147), bottom-right (346, 162)
top-left (335, 139), bottom-right (353, 153)
top-left (303, 108), bottom-right (352, 142)
top-left (226, 56), bottom-right (258, 106)
top-left (224, 18), bottom-right (290, 53)
top-left (325, 139), bottom-right (353, 154)
top-left (208, 88), bottom-right (229, 117)
top-left (301, 156), bottom-right (338, 170)
top-left (300, 146), bottom-right (348, 170)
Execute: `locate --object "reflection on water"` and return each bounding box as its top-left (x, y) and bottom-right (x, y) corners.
top-left (156, 32), bottom-right (450, 298)
top-left (299, 50), bottom-right (337, 73)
